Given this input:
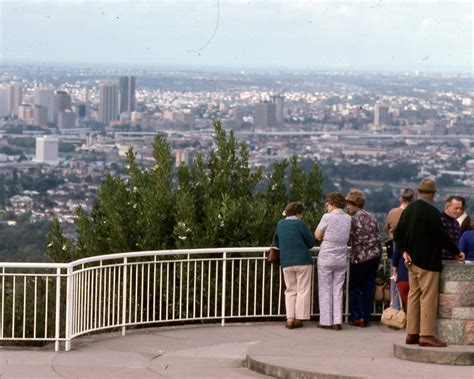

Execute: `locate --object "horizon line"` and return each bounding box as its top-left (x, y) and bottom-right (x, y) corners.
top-left (1, 59), bottom-right (472, 76)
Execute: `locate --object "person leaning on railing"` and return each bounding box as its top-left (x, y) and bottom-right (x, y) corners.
top-left (314, 192), bottom-right (352, 331)
top-left (385, 188), bottom-right (416, 310)
top-left (394, 178), bottom-right (465, 348)
top-left (272, 202), bottom-right (316, 329)
top-left (458, 217), bottom-right (474, 262)
top-left (346, 189), bottom-right (383, 328)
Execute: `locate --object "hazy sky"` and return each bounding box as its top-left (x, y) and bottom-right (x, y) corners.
top-left (0, 1), bottom-right (472, 73)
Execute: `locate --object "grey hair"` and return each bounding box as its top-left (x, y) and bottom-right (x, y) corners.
top-left (400, 188), bottom-right (415, 202)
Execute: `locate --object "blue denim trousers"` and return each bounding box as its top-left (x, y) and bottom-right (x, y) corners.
top-left (349, 257), bottom-right (380, 322)
top-left (390, 262), bottom-right (401, 310)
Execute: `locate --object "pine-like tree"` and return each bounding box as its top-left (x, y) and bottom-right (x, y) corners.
top-left (46, 119), bottom-right (325, 262)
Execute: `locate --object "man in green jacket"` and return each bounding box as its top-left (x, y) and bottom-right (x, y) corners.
top-left (394, 178), bottom-right (464, 347)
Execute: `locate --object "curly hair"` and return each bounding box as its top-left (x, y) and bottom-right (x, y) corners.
top-left (284, 202), bottom-right (305, 217)
top-left (345, 189), bottom-right (365, 209)
top-left (326, 192), bottom-right (346, 209)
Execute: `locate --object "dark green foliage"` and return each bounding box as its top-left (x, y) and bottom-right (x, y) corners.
top-left (0, 220), bottom-right (51, 262)
top-left (47, 119), bottom-right (325, 262)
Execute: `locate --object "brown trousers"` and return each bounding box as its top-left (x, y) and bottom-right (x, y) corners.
top-left (406, 264), bottom-right (439, 336)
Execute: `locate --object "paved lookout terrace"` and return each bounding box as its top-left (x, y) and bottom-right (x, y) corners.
top-left (1, 322), bottom-right (473, 378)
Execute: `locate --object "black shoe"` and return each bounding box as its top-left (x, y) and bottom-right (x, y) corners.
top-left (317, 323), bottom-right (332, 329)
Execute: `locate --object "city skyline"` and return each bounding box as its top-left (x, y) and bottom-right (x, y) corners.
top-left (0, 1), bottom-right (472, 74)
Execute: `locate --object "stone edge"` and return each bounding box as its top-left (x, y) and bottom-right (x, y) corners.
top-left (246, 352), bottom-right (366, 379)
top-left (393, 343), bottom-right (474, 366)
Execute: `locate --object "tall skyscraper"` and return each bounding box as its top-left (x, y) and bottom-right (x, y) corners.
top-left (6, 83), bottom-right (22, 117)
top-left (33, 105), bottom-right (48, 127)
top-left (76, 103), bottom-right (86, 119)
top-left (58, 111), bottom-right (77, 129)
top-left (35, 87), bottom-right (55, 123)
top-left (99, 81), bottom-right (119, 126)
top-left (35, 136), bottom-right (59, 165)
top-left (18, 104), bottom-right (34, 123)
top-left (53, 91), bottom-right (72, 124)
top-left (119, 76), bottom-right (136, 113)
top-left (0, 87), bottom-right (9, 118)
top-left (254, 101), bottom-right (277, 128)
top-left (271, 95), bottom-right (284, 124)
top-left (374, 103), bottom-right (390, 127)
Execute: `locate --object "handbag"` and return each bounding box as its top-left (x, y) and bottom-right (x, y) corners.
top-left (380, 286), bottom-right (406, 329)
top-left (267, 247), bottom-right (280, 266)
top-left (374, 283), bottom-right (390, 302)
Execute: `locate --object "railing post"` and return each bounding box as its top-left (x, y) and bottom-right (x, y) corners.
top-left (1, 267), bottom-right (4, 340)
top-left (55, 267), bottom-right (61, 352)
top-left (65, 266), bottom-right (74, 351)
top-left (221, 252), bottom-right (227, 326)
top-left (344, 248), bottom-right (351, 323)
top-left (122, 257), bottom-right (128, 336)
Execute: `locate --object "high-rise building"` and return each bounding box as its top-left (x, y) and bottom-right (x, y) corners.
top-left (374, 103), bottom-right (390, 127)
top-left (175, 149), bottom-right (194, 166)
top-left (254, 101), bottom-right (277, 128)
top-left (18, 104), bottom-right (34, 123)
top-left (58, 111), bottom-right (77, 129)
top-left (0, 87), bottom-right (9, 118)
top-left (33, 105), bottom-right (48, 127)
top-left (99, 81), bottom-right (119, 126)
top-left (76, 103), bottom-right (86, 119)
top-left (35, 136), bottom-right (59, 165)
top-left (271, 95), bottom-right (284, 124)
top-left (34, 87), bottom-right (55, 123)
top-left (6, 83), bottom-right (22, 117)
top-left (119, 76), bottom-right (136, 114)
top-left (53, 91), bottom-right (72, 124)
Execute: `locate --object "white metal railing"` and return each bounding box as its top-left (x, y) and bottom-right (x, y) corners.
top-left (0, 247), bottom-right (390, 351)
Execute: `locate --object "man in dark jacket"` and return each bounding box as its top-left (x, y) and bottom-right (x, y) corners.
top-left (394, 178), bottom-right (464, 348)
top-left (440, 196), bottom-right (462, 260)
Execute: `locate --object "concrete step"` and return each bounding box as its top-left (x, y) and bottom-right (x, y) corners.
top-left (393, 343), bottom-right (474, 366)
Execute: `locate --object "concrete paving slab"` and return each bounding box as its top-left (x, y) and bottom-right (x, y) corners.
top-left (53, 366), bottom-right (160, 378)
top-left (0, 322), bottom-right (472, 378)
top-left (0, 364), bottom-right (62, 378)
top-left (247, 323), bottom-right (474, 379)
top-left (52, 350), bottom-right (150, 369)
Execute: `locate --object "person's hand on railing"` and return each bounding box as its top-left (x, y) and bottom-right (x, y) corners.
top-left (457, 252), bottom-right (465, 263)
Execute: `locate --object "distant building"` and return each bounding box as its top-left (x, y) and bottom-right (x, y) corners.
top-left (175, 149), bottom-right (194, 166)
top-left (18, 104), bottom-right (34, 123)
top-left (99, 81), bottom-right (119, 126)
top-left (58, 111), bottom-right (77, 129)
top-left (33, 105), bottom-right (48, 127)
top-left (271, 95), bottom-right (284, 124)
top-left (76, 103), bottom-right (86, 119)
top-left (0, 87), bottom-right (9, 117)
top-left (5, 83), bottom-right (22, 117)
top-left (374, 103), bottom-right (390, 127)
top-left (34, 87), bottom-right (55, 123)
top-left (254, 101), bottom-right (277, 128)
top-left (119, 76), bottom-right (136, 114)
top-left (35, 136), bottom-right (59, 165)
top-left (53, 91), bottom-right (72, 124)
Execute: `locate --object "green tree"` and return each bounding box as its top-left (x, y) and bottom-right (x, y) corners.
top-left (46, 119), bottom-right (325, 262)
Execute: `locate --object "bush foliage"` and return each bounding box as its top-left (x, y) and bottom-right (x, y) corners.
top-left (47, 120), bottom-right (324, 262)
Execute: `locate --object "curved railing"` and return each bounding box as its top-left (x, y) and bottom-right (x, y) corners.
top-left (0, 247), bottom-right (389, 351)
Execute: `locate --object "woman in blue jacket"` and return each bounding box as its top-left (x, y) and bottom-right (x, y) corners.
top-left (273, 202), bottom-right (316, 329)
